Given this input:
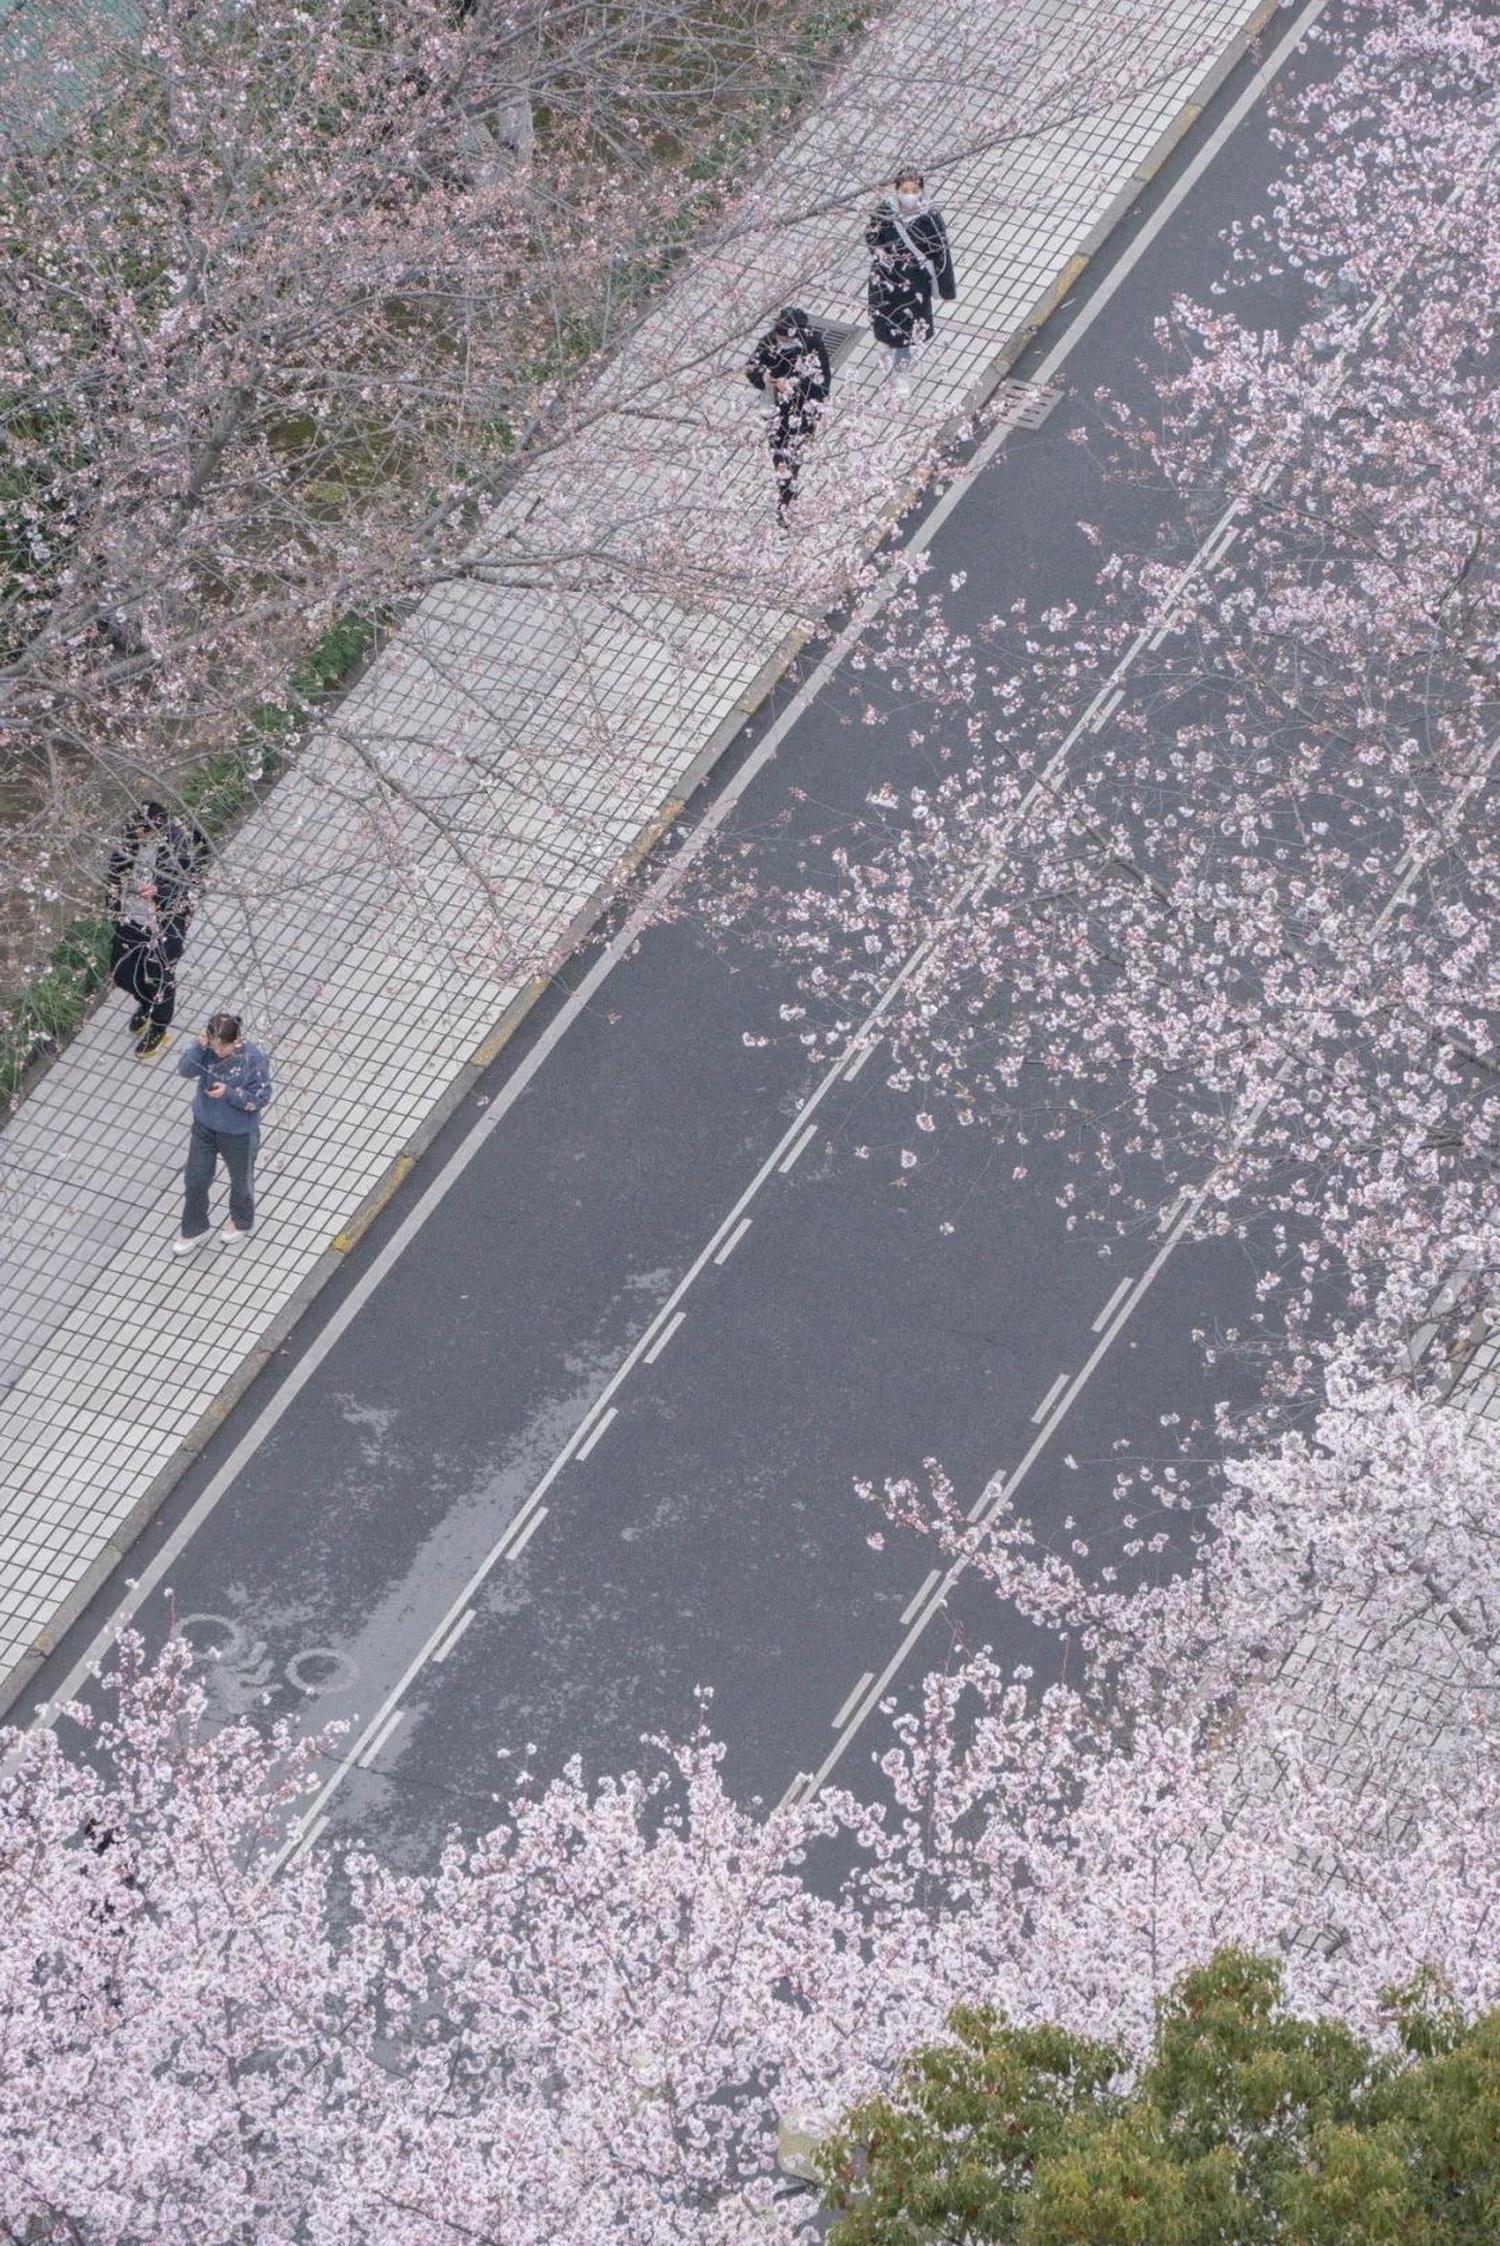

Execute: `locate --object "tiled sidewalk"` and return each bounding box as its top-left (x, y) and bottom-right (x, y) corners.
top-left (0, 0), bottom-right (1280, 1709)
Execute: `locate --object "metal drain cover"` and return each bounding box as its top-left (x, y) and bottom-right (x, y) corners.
top-left (990, 377), bottom-right (1066, 428)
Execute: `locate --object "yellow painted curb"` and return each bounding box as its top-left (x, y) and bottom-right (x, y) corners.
top-left (468, 975), bottom-right (551, 1072)
top-left (332, 1154), bottom-right (414, 1254)
top-left (618, 797), bottom-right (686, 881)
top-left (1137, 102), bottom-right (1202, 183)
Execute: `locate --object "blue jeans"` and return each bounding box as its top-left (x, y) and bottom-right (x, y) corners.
top-left (182, 1118), bottom-right (258, 1236)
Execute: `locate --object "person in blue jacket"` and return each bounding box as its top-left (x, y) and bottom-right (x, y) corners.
top-left (172, 1011), bottom-right (274, 1253)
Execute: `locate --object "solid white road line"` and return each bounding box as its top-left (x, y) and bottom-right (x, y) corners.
top-left (1091, 1274), bottom-right (1133, 1331)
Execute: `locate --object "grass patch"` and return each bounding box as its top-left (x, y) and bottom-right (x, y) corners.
top-left (0, 609), bottom-right (381, 1105)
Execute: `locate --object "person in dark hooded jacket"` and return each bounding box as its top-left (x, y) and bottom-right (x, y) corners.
top-left (866, 168), bottom-right (956, 384)
top-left (105, 799), bottom-right (209, 1059)
top-left (105, 798), bottom-right (209, 921)
top-left (745, 306), bottom-right (833, 523)
top-left (110, 880), bottom-right (191, 1060)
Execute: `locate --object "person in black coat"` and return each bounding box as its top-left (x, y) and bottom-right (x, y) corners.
top-left (110, 882), bottom-right (191, 1060)
top-left (866, 168), bottom-right (956, 384)
top-left (745, 306), bottom-right (833, 524)
top-left (105, 800), bottom-right (208, 1060)
top-left (105, 798), bottom-right (209, 920)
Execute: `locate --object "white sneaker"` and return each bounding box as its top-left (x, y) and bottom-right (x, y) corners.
top-left (171, 1231), bottom-right (211, 1256)
top-left (890, 370), bottom-right (913, 400)
top-left (221, 1221), bottom-right (252, 1246)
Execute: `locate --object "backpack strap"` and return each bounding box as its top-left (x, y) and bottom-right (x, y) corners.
top-left (888, 206), bottom-right (938, 281)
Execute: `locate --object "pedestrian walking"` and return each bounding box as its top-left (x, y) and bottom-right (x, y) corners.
top-left (109, 881), bottom-right (191, 1060)
top-left (172, 1012), bottom-right (273, 1254)
top-left (745, 306), bottom-right (832, 524)
top-left (865, 168), bottom-right (956, 390)
top-left (106, 800), bottom-right (209, 1059)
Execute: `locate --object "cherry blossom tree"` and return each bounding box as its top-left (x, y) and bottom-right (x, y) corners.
top-left (0, 0), bottom-right (797, 980)
top-left (7, 1384), bottom-right (1496, 2239)
top-left (731, 0), bottom-right (1499, 1399)
top-left (1, 0), bottom-right (1239, 1008)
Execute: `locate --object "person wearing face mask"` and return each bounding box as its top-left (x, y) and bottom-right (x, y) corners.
top-left (865, 168), bottom-right (956, 390)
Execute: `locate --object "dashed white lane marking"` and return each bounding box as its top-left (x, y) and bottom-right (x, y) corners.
top-left (832, 1670), bottom-right (876, 1729)
top-left (575, 1408), bottom-right (617, 1461)
top-left (1030, 1371), bottom-right (1070, 1424)
top-left (778, 1123), bottom-right (819, 1174)
top-left (842, 1037), bottom-right (879, 1082)
top-left (283, 1811), bottom-right (328, 1868)
top-left (357, 1707), bottom-right (405, 1769)
top-left (899, 1568), bottom-right (942, 1625)
top-left (1091, 1274), bottom-right (1133, 1331)
top-left (507, 1506), bottom-right (548, 1557)
top-left (643, 1308), bottom-right (686, 1365)
top-left (1090, 685), bottom-right (1124, 732)
top-left (778, 1193), bottom-right (1203, 1812)
top-left (432, 1608), bottom-right (475, 1663)
top-left (713, 1215), bottom-right (753, 1266)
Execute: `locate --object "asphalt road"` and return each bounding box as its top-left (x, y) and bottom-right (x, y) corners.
top-left (33, 11), bottom-right (1333, 1864)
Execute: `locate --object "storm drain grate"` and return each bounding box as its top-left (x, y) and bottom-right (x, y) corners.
top-left (990, 377), bottom-right (1066, 429)
top-left (814, 317), bottom-right (864, 371)
top-left (755, 310), bottom-right (862, 372)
